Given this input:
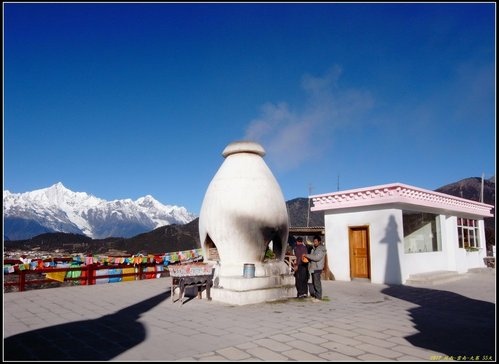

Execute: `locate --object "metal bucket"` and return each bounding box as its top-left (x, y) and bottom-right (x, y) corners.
top-left (243, 263), bottom-right (255, 278)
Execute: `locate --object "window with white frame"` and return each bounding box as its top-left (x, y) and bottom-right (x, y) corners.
top-left (457, 218), bottom-right (480, 250)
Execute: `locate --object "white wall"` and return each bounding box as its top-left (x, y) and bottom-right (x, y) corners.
top-left (324, 207), bottom-right (406, 284)
top-left (443, 215), bottom-right (459, 271)
top-left (324, 208), bottom-right (488, 285)
top-left (402, 251), bottom-right (448, 280)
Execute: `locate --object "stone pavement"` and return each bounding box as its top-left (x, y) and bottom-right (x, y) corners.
top-left (3, 268), bottom-right (496, 361)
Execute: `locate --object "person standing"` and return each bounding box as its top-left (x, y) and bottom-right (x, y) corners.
top-left (304, 235), bottom-right (326, 301)
top-left (293, 237), bottom-right (309, 298)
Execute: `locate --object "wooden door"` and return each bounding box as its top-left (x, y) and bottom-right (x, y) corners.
top-left (349, 226), bottom-right (370, 279)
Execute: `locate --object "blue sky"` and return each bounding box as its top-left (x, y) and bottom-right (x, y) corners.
top-left (4, 2), bottom-right (496, 215)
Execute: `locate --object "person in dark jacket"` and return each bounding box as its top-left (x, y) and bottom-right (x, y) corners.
top-left (304, 235), bottom-right (326, 301)
top-left (293, 237), bottom-right (309, 298)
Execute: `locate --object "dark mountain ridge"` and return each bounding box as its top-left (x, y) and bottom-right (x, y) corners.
top-left (4, 177), bottom-right (495, 255)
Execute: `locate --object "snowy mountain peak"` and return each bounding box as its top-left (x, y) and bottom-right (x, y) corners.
top-left (136, 195), bottom-right (168, 209)
top-left (17, 182), bottom-right (102, 209)
top-left (52, 181), bottom-right (66, 189)
top-left (3, 184), bottom-right (197, 240)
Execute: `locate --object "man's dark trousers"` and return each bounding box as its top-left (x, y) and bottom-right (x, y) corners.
top-left (311, 270), bottom-right (322, 299)
top-left (295, 264), bottom-right (309, 297)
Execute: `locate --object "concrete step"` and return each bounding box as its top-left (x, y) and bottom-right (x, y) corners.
top-left (405, 270), bottom-right (466, 286)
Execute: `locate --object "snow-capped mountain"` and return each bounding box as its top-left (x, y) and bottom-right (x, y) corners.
top-left (3, 182), bottom-right (197, 240)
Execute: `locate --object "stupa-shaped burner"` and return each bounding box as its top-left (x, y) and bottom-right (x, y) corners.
top-left (199, 140), bottom-right (294, 305)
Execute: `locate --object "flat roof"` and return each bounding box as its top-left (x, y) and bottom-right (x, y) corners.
top-left (310, 182), bottom-right (494, 218)
top-left (288, 226), bottom-right (325, 236)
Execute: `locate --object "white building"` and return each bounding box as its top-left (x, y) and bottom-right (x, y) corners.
top-left (310, 183), bottom-right (494, 285)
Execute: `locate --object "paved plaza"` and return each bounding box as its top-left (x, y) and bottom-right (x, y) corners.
top-left (3, 268), bottom-right (496, 361)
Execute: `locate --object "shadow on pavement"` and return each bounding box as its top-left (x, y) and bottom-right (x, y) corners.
top-left (4, 290), bottom-right (170, 361)
top-left (382, 284), bottom-right (495, 360)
